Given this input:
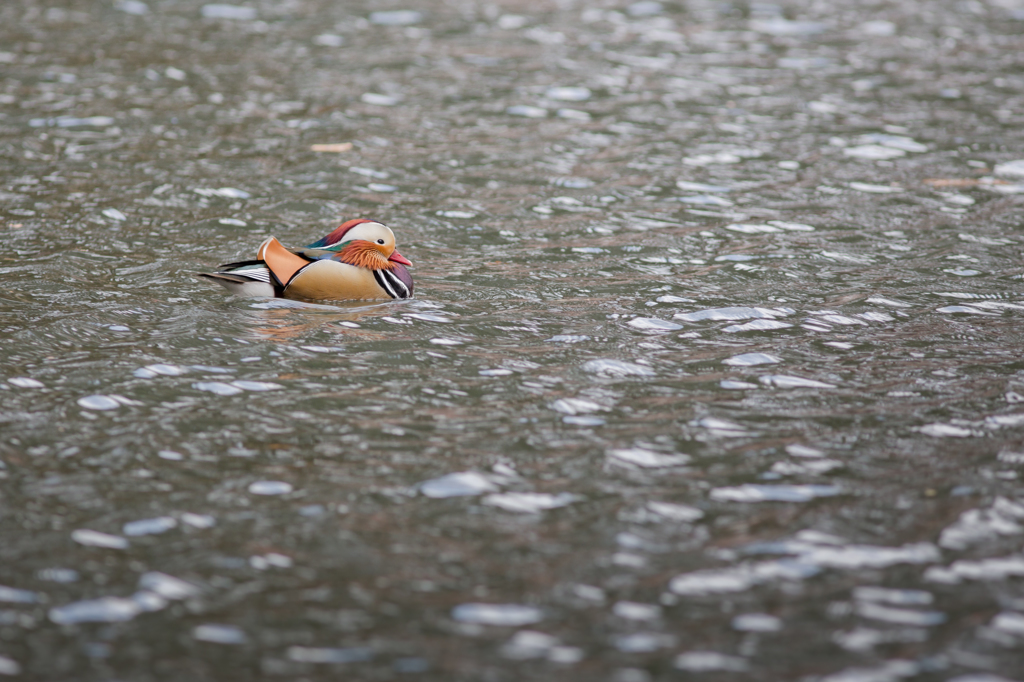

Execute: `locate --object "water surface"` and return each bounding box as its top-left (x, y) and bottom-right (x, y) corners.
top-left (2, 0), bottom-right (1024, 679)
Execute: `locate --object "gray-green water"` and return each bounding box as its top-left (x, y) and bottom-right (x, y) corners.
top-left (2, 0), bottom-right (1024, 679)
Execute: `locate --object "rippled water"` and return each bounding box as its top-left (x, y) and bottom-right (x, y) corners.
top-left (2, 0), bottom-right (1024, 679)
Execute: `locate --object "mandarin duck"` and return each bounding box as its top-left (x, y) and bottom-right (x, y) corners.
top-left (199, 219), bottom-right (413, 301)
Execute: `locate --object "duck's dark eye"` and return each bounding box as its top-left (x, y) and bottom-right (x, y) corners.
top-left (377, 239), bottom-right (385, 244)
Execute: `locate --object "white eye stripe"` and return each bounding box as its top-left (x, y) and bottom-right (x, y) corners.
top-left (342, 221), bottom-right (393, 244)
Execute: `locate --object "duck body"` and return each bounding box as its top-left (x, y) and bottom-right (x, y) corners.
top-left (198, 219), bottom-right (413, 301)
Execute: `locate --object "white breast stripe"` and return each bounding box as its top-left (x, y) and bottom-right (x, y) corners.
top-left (383, 270), bottom-right (410, 298)
top-left (374, 270), bottom-right (398, 298)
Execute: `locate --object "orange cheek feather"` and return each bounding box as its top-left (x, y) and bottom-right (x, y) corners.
top-left (339, 242), bottom-right (391, 270)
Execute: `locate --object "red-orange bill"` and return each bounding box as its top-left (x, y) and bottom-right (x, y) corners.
top-left (388, 251), bottom-right (412, 266)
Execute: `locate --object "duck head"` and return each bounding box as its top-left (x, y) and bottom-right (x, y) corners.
top-left (310, 219), bottom-right (412, 270)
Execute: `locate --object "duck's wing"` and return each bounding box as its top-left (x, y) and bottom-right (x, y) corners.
top-left (256, 237), bottom-right (317, 286)
top-left (196, 261), bottom-right (282, 298)
top-left (199, 234), bottom-right (315, 298)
